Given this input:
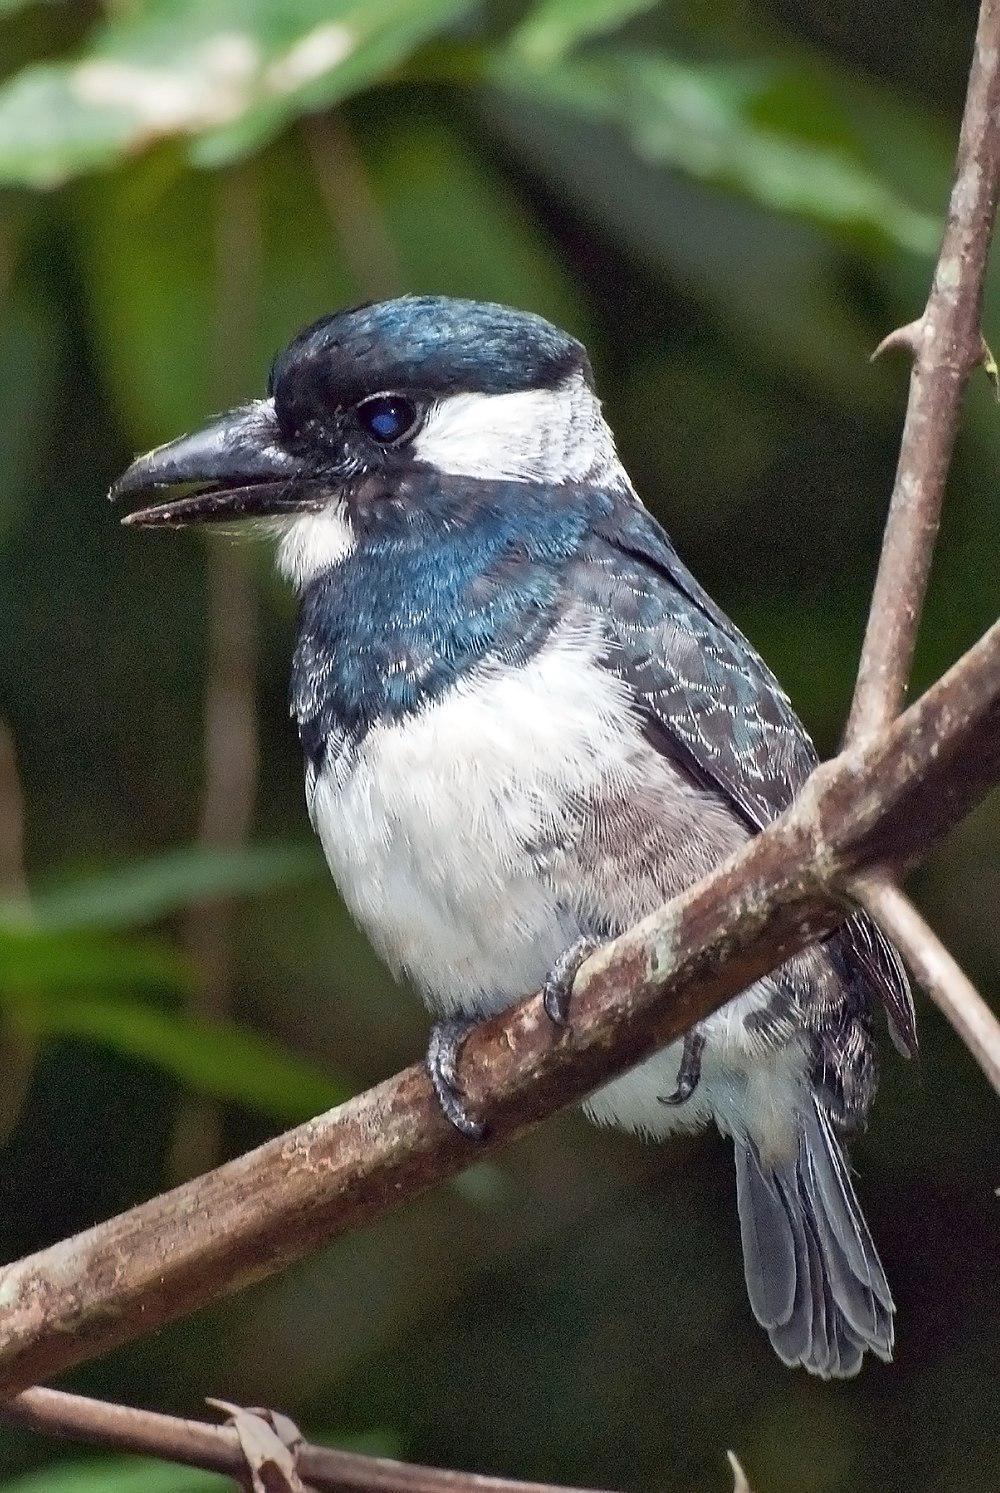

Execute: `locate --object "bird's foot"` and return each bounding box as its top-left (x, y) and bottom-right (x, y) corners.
top-left (542, 937), bottom-right (600, 1026)
top-left (659, 1026), bottom-right (706, 1106)
top-left (426, 1017), bottom-right (487, 1140)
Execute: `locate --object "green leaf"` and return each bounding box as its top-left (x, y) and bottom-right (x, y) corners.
top-left (0, 925), bottom-right (191, 992)
top-left (0, 917), bottom-right (350, 1120)
top-left (12, 843), bottom-right (320, 933)
top-left (9, 992), bottom-right (349, 1121)
top-left (4, 1456), bottom-right (227, 1492)
top-left (191, 0), bottom-right (472, 168)
top-left (512, 0), bottom-right (659, 66)
top-left (493, 48), bottom-right (938, 255)
top-left (0, 0), bottom-right (471, 187)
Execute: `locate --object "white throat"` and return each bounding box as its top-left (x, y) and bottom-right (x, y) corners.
top-left (274, 503), bottom-right (355, 589)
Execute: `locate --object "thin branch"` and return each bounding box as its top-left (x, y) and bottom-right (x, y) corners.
top-left (0, 716), bottom-right (28, 899)
top-left (847, 0), bottom-right (1000, 742)
top-left (170, 547), bottom-right (259, 1180)
top-left (0, 618), bottom-right (994, 1396)
top-left (859, 878), bottom-right (1000, 1094)
top-left (0, 718), bottom-right (40, 1147)
top-left (843, 0), bottom-right (1000, 1111)
top-left (1, 1387), bottom-right (613, 1493)
top-left (170, 165), bottom-right (262, 1183)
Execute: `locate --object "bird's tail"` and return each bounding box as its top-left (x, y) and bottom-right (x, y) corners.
top-left (733, 1098), bottom-right (894, 1378)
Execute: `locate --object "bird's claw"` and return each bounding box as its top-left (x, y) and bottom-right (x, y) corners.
top-left (659, 1026), bottom-right (706, 1106)
top-left (542, 937), bottom-right (599, 1026)
top-left (426, 1017), bottom-right (487, 1140)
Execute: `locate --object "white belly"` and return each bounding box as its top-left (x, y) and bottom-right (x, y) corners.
top-left (307, 617), bottom-right (807, 1153)
top-left (308, 618), bottom-right (635, 1013)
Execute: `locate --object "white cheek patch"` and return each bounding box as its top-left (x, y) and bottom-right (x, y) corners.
top-left (274, 503), bottom-right (355, 588)
top-left (411, 373), bottom-right (628, 489)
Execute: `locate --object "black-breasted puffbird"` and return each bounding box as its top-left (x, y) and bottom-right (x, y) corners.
top-left (112, 295), bottom-right (917, 1377)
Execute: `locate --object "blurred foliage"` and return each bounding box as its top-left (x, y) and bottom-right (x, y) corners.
top-left (5, 1456), bottom-right (228, 1492)
top-left (14, 842), bottom-right (320, 930)
top-left (0, 0), bottom-right (997, 1491)
top-left (0, 842), bottom-right (351, 1122)
top-left (0, 0), bottom-right (474, 180)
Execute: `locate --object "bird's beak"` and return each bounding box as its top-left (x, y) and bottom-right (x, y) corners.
top-left (110, 400), bottom-right (320, 527)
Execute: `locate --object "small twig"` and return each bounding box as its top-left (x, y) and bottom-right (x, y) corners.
top-left (1, 1387), bottom-right (614, 1493)
top-left (727, 1451), bottom-right (753, 1493)
top-left (0, 619), bottom-right (994, 1396)
top-left (847, 0), bottom-right (1000, 742)
top-left (858, 878), bottom-right (1000, 1095)
top-left (869, 318), bottom-right (923, 362)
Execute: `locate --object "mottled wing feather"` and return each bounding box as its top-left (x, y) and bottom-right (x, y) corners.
top-left (587, 499), bottom-right (917, 1060)
top-left (591, 500), bottom-right (817, 821)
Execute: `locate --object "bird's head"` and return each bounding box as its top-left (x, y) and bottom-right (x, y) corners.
top-left (111, 295), bottom-right (624, 587)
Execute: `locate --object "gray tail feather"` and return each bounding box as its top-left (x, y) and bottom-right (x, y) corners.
top-left (734, 1099), bottom-right (894, 1378)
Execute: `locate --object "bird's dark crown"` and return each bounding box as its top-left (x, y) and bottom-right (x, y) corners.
top-left (268, 295), bottom-right (592, 429)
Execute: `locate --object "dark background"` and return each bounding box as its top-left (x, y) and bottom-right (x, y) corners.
top-left (0, 2), bottom-right (997, 1489)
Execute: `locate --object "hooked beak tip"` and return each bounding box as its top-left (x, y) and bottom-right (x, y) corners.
top-left (110, 476), bottom-right (145, 509)
top-left (108, 402), bottom-right (313, 527)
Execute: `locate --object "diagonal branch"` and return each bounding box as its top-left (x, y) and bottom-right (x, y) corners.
top-left (847, 0), bottom-right (1000, 743)
top-left (841, 0), bottom-right (1000, 1103)
top-left (857, 879), bottom-right (1000, 1093)
top-left (0, 618), bottom-right (994, 1399)
top-left (2, 1387), bottom-right (615, 1493)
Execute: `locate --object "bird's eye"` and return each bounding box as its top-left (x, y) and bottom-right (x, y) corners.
top-left (356, 394), bottom-right (420, 446)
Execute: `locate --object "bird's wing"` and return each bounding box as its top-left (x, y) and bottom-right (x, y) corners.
top-left (585, 498), bottom-right (917, 1058)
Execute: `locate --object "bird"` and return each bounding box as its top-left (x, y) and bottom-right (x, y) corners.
top-left (111, 294), bottom-right (917, 1378)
